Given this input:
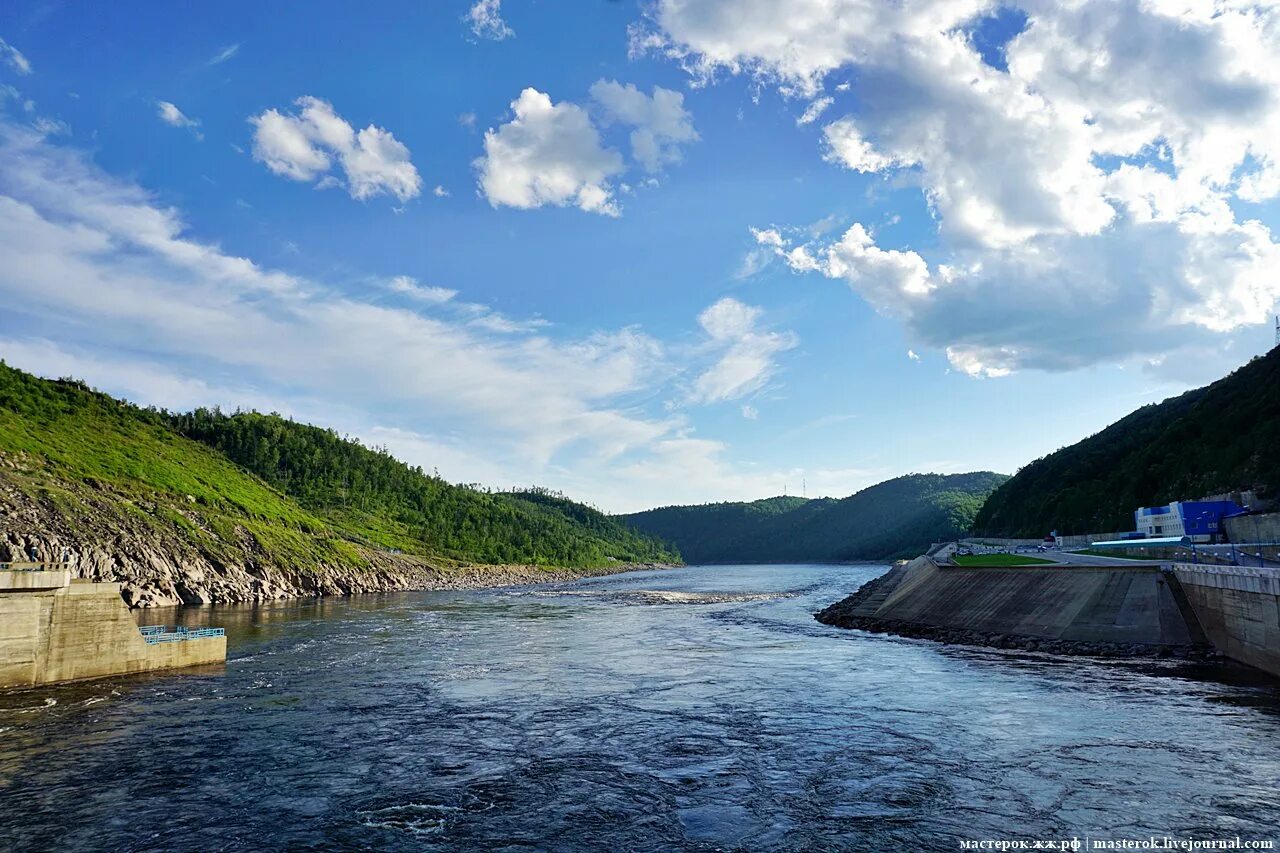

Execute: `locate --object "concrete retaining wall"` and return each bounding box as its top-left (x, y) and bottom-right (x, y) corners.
top-left (1172, 563), bottom-right (1280, 678)
top-left (0, 581), bottom-right (225, 689)
top-left (1224, 512), bottom-right (1280, 545)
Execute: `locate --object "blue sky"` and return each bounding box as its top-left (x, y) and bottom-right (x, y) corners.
top-left (1, 1), bottom-right (1278, 512)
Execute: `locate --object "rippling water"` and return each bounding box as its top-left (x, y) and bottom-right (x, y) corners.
top-left (2, 564), bottom-right (1279, 851)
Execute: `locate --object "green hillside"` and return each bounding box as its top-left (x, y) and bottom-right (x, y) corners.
top-left (0, 363), bottom-right (677, 571)
top-left (168, 408), bottom-right (676, 566)
top-left (620, 472), bottom-right (1008, 563)
top-left (973, 347), bottom-right (1280, 536)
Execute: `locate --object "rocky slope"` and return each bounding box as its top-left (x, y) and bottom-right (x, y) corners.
top-left (0, 458), bottom-right (665, 607)
top-left (0, 362), bottom-right (676, 607)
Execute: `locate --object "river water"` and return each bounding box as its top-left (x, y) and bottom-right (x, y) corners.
top-left (1, 563), bottom-right (1279, 851)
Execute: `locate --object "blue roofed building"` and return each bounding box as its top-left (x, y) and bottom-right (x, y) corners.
top-left (1134, 500), bottom-right (1243, 542)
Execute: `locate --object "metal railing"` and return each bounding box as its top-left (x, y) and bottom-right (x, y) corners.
top-left (139, 625), bottom-right (226, 644)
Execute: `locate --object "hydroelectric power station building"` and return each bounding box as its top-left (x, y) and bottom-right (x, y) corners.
top-left (1134, 500), bottom-right (1242, 542)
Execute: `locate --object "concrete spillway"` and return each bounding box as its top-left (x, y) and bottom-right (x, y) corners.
top-left (817, 556), bottom-right (1208, 656)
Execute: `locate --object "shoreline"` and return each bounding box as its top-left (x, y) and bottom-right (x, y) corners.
top-left (123, 559), bottom-right (685, 610)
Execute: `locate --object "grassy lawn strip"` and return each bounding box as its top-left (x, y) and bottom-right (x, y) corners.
top-left (953, 553), bottom-right (1056, 566)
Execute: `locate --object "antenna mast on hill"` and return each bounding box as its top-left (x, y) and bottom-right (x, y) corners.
top-left (803, 478), bottom-right (807, 498)
top-left (1275, 314), bottom-right (1279, 348)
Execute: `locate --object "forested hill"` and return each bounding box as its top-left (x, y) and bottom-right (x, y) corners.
top-left (973, 347), bottom-right (1280, 537)
top-left (0, 362), bottom-right (677, 573)
top-left (620, 472), bottom-right (1008, 563)
top-left (169, 409), bottom-right (675, 566)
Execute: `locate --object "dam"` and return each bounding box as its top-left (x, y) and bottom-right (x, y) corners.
top-left (818, 551), bottom-right (1280, 677)
top-left (0, 562), bottom-right (226, 689)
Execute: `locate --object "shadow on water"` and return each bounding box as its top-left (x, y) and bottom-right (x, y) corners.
top-left (2, 563), bottom-right (1279, 851)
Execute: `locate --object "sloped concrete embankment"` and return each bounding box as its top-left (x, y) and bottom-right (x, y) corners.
top-left (816, 556), bottom-right (1212, 658)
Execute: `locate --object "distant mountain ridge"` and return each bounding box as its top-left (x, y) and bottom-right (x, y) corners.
top-left (973, 346), bottom-right (1280, 537)
top-left (620, 472), bottom-right (1009, 563)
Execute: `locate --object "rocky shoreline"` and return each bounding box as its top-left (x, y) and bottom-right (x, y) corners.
top-left (3, 524), bottom-right (675, 608)
top-left (815, 562), bottom-right (1219, 661)
top-left (1, 465), bottom-right (677, 607)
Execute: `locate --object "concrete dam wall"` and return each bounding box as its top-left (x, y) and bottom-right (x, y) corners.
top-left (817, 557), bottom-right (1208, 656)
top-left (0, 573), bottom-right (226, 690)
top-left (1173, 563), bottom-right (1280, 678)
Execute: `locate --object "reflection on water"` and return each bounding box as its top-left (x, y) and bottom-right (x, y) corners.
top-left (2, 563), bottom-right (1279, 851)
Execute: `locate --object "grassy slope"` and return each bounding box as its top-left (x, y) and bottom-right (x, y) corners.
top-left (0, 364), bottom-right (678, 571)
top-left (0, 366), bottom-right (362, 573)
top-left (973, 347), bottom-right (1280, 537)
top-left (620, 472), bottom-right (1008, 563)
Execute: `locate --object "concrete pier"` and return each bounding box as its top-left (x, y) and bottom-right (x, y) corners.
top-left (0, 567), bottom-right (225, 690)
top-left (1172, 563), bottom-right (1280, 678)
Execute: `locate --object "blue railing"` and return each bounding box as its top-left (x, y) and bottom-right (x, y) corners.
top-left (139, 625), bottom-right (226, 644)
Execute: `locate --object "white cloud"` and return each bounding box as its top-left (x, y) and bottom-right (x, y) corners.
top-left (0, 38), bottom-right (32, 76)
top-left (432, 184), bottom-right (450, 197)
top-left (689, 297), bottom-right (797, 403)
top-left (387, 275), bottom-right (457, 304)
top-left (589, 79), bottom-right (698, 172)
top-left (466, 0), bottom-right (514, 41)
top-left (797, 96), bottom-right (834, 126)
top-left (250, 96), bottom-right (421, 202)
top-left (207, 43), bottom-right (240, 66)
top-left (758, 215), bottom-right (1280, 378)
top-left (907, 349), bottom-right (919, 362)
top-left (740, 404), bottom-right (758, 419)
top-left (0, 118), bottom-right (826, 511)
top-left (645, 0), bottom-right (1280, 374)
top-left (475, 88), bottom-right (624, 215)
top-left (156, 101), bottom-right (202, 139)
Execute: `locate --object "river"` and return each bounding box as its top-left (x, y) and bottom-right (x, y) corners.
top-left (1, 563), bottom-right (1278, 851)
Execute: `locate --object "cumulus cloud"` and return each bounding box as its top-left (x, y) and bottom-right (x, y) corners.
top-left (466, 0), bottom-right (514, 41)
top-left (475, 88), bottom-right (624, 215)
top-left (0, 38), bottom-right (32, 76)
top-left (689, 297), bottom-right (797, 403)
top-left (756, 215), bottom-right (1280, 378)
top-left (250, 96), bottom-right (421, 202)
top-left (589, 80), bottom-right (698, 172)
top-left (156, 101), bottom-right (202, 139)
top-left (476, 82), bottom-right (699, 215)
top-left (642, 0), bottom-right (1280, 374)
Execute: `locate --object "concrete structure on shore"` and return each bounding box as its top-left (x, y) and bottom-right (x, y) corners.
top-left (1173, 563), bottom-right (1280, 678)
top-left (0, 563), bottom-right (225, 690)
top-left (817, 555), bottom-right (1205, 655)
top-left (818, 552), bottom-right (1280, 679)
